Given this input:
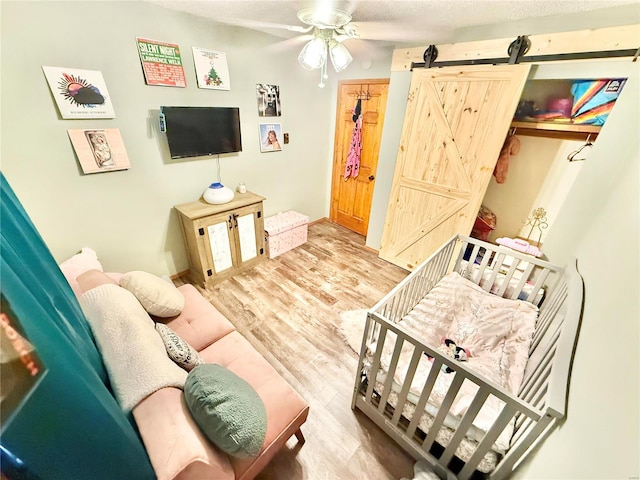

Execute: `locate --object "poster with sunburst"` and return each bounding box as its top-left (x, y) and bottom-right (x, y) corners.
top-left (42, 66), bottom-right (115, 119)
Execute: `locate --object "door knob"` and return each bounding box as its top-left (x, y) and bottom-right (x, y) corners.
top-left (368, 175), bottom-right (375, 181)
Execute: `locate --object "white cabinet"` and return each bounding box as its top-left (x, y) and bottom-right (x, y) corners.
top-left (175, 192), bottom-right (266, 287)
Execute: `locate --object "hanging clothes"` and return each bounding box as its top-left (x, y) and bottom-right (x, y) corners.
top-left (493, 134), bottom-right (520, 184)
top-left (344, 99), bottom-right (363, 180)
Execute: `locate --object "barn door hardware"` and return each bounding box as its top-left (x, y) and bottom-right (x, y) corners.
top-left (507, 35), bottom-right (531, 64)
top-left (423, 45), bottom-right (438, 68)
top-left (410, 34), bottom-right (638, 70)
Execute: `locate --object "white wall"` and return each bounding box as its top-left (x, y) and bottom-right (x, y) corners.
top-left (0, 1), bottom-right (392, 276)
top-left (527, 61), bottom-right (639, 480)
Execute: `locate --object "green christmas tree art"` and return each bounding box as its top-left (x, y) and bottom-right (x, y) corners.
top-left (205, 66), bottom-right (223, 87)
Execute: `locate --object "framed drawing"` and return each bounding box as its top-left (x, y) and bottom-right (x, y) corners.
top-left (193, 47), bottom-right (230, 90)
top-left (42, 66), bottom-right (115, 119)
top-left (259, 123), bottom-right (282, 153)
top-left (68, 129), bottom-right (131, 174)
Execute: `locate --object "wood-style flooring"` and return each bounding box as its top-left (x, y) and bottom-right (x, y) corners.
top-left (179, 220), bottom-right (415, 480)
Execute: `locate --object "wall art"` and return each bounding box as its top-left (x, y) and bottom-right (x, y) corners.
top-left (256, 84), bottom-right (281, 117)
top-left (259, 123), bottom-right (282, 153)
top-left (136, 37), bottom-right (186, 87)
top-left (68, 129), bottom-right (131, 174)
top-left (42, 66), bottom-right (115, 119)
top-left (193, 47), bottom-right (230, 90)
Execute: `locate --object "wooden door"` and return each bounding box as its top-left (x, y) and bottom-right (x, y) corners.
top-left (330, 79), bottom-right (389, 236)
top-left (379, 65), bottom-right (530, 270)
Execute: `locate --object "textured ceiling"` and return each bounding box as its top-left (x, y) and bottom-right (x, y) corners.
top-left (146, 0), bottom-right (638, 46)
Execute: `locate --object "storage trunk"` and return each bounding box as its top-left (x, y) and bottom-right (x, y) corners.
top-left (264, 211), bottom-right (309, 259)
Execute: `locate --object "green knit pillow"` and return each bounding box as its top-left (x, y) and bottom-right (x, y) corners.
top-left (184, 364), bottom-right (267, 458)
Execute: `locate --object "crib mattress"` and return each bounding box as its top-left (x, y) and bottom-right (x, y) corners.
top-left (365, 272), bottom-right (539, 471)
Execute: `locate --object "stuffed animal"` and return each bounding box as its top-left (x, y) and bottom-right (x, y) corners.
top-left (437, 338), bottom-right (471, 373)
top-left (493, 134), bottom-right (520, 184)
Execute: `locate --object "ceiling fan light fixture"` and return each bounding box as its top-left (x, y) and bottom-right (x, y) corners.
top-left (297, 7), bottom-right (352, 29)
top-left (298, 36), bottom-right (327, 70)
top-left (329, 40), bottom-right (353, 72)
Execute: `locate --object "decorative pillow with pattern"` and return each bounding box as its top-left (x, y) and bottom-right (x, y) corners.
top-left (155, 323), bottom-right (204, 371)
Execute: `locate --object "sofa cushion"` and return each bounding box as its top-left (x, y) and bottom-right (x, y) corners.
top-left (184, 364), bottom-right (267, 459)
top-left (120, 271), bottom-right (185, 317)
top-left (133, 387), bottom-right (235, 480)
top-left (198, 331), bottom-right (309, 477)
top-left (163, 284), bottom-right (236, 351)
top-left (77, 269), bottom-right (118, 293)
top-left (60, 247), bottom-right (104, 297)
top-left (156, 323), bottom-right (204, 372)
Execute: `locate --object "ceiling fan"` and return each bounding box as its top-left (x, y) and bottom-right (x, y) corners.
top-left (192, 1), bottom-right (447, 87)
top-left (293, 7), bottom-right (360, 87)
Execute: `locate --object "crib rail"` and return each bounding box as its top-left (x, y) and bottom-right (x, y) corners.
top-left (353, 312), bottom-right (553, 480)
top-left (352, 235), bottom-right (584, 480)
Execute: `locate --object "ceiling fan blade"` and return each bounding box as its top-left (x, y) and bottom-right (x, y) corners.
top-left (341, 38), bottom-right (392, 61)
top-left (352, 21), bottom-right (452, 44)
top-left (265, 34), bottom-right (315, 53)
top-left (215, 16), bottom-right (312, 33)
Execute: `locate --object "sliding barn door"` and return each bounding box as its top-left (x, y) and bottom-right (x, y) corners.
top-left (379, 65), bottom-right (530, 270)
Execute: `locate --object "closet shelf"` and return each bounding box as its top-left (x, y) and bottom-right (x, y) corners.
top-left (510, 120), bottom-right (600, 140)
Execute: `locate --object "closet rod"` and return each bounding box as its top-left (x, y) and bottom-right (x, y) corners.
top-left (411, 48), bottom-right (638, 70)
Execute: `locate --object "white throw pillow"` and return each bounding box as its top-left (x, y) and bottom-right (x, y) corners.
top-left (119, 271), bottom-right (184, 317)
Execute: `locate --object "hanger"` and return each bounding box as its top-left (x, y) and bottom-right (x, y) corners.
top-left (567, 134), bottom-right (593, 162)
top-left (357, 87), bottom-right (370, 101)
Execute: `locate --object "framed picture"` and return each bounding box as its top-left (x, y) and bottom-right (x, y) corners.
top-left (68, 129), bottom-right (131, 174)
top-left (42, 66), bottom-right (115, 119)
top-left (256, 84), bottom-right (281, 117)
top-left (259, 123), bottom-right (282, 153)
top-left (193, 47), bottom-right (230, 90)
top-left (136, 38), bottom-right (186, 87)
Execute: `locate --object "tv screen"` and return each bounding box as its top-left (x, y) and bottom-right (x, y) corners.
top-left (162, 106), bottom-right (242, 159)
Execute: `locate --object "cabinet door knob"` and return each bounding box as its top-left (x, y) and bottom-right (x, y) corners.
top-left (369, 175), bottom-right (375, 181)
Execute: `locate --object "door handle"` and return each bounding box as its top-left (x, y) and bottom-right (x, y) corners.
top-left (368, 175), bottom-right (375, 181)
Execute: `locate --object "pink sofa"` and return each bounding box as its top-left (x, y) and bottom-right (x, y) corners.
top-left (75, 268), bottom-right (309, 480)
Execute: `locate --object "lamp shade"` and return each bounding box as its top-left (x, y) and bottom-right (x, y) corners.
top-left (329, 41), bottom-right (353, 72)
top-left (298, 37), bottom-right (327, 70)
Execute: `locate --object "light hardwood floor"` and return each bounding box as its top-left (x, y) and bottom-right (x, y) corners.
top-left (179, 220), bottom-right (415, 480)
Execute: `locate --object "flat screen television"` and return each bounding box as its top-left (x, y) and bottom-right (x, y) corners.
top-left (161, 106), bottom-right (242, 159)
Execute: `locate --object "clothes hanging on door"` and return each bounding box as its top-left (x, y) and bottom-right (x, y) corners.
top-left (344, 99), bottom-right (363, 180)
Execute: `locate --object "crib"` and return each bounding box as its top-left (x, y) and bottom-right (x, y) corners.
top-left (351, 235), bottom-right (584, 480)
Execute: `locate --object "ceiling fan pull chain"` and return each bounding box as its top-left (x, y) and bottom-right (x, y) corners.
top-left (319, 60), bottom-right (326, 88)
